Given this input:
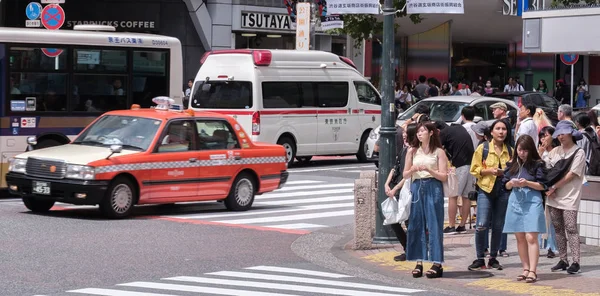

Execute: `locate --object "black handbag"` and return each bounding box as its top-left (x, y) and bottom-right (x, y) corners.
top-left (545, 148), bottom-right (581, 187)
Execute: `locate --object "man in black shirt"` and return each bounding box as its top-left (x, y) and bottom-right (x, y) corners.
top-left (435, 121), bottom-right (475, 234)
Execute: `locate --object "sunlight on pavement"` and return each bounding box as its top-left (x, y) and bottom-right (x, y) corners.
top-left (467, 279), bottom-right (600, 296)
top-left (362, 251), bottom-right (454, 271)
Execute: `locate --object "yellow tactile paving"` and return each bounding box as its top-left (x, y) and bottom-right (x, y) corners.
top-left (362, 251), bottom-right (454, 271)
top-left (467, 279), bottom-right (600, 296)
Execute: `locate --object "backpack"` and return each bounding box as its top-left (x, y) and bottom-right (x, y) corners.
top-left (482, 141), bottom-right (513, 165)
top-left (582, 133), bottom-right (600, 176)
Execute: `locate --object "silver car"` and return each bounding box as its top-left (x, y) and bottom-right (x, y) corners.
top-left (366, 96), bottom-right (519, 164)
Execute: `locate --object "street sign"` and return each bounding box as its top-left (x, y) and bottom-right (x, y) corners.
top-left (41, 0), bottom-right (66, 3)
top-left (26, 2), bottom-right (43, 20)
top-left (41, 48), bottom-right (63, 57)
top-left (26, 20), bottom-right (41, 27)
top-left (560, 53), bottom-right (579, 65)
top-left (41, 4), bottom-right (65, 30)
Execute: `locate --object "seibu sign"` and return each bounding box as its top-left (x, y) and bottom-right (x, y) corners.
top-left (65, 20), bottom-right (157, 30)
top-left (241, 12), bottom-right (294, 31)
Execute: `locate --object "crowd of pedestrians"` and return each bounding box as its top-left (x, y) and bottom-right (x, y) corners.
top-left (383, 100), bottom-right (600, 281)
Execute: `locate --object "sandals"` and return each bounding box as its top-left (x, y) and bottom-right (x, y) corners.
top-left (412, 263), bottom-right (423, 278)
top-left (525, 271), bottom-right (538, 283)
top-left (517, 269), bottom-right (529, 281)
top-left (425, 264), bottom-right (444, 279)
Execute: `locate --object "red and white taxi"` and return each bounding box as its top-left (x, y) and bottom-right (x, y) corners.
top-left (6, 98), bottom-right (288, 218)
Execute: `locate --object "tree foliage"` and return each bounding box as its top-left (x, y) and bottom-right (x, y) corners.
top-left (553, 0), bottom-right (597, 5)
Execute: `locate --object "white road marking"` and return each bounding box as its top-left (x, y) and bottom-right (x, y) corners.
top-left (213, 210), bottom-right (354, 224)
top-left (244, 266), bottom-right (353, 278)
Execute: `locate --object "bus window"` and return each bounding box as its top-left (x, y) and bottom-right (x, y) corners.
top-left (133, 50), bottom-right (168, 108)
top-left (0, 44), bottom-right (5, 114)
top-left (73, 49), bottom-right (126, 72)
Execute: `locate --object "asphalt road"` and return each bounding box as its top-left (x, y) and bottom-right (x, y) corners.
top-left (0, 157), bottom-right (453, 296)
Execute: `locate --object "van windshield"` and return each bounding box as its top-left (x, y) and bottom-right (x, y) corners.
top-left (191, 81), bottom-right (253, 109)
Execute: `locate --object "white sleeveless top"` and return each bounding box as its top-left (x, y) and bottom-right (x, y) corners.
top-left (412, 147), bottom-right (438, 180)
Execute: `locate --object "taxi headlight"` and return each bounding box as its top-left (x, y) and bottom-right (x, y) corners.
top-left (8, 158), bottom-right (27, 174)
top-left (66, 165), bottom-right (95, 180)
top-left (369, 129), bottom-right (378, 139)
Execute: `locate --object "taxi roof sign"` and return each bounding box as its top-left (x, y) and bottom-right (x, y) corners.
top-left (152, 96), bottom-right (174, 110)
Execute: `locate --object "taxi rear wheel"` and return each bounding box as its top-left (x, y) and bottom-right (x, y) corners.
top-left (22, 197), bottom-right (55, 213)
top-left (100, 177), bottom-right (136, 219)
top-left (225, 173), bottom-right (255, 211)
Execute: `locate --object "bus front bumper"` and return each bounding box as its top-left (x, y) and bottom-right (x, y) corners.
top-left (6, 172), bottom-right (109, 205)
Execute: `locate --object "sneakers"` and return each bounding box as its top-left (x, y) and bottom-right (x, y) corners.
top-left (468, 259), bottom-right (486, 271)
top-left (547, 249), bottom-right (556, 258)
top-left (394, 253), bottom-right (407, 261)
top-left (455, 225), bottom-right (467, 233)
top-left (567, 262), bottom-right (581, 274)
top-left (487, 258), bottom-right (503, 270)
top-left (443, 226), bottom-right (456, 234)
top-left (551, 260), bottom-right (569, 272)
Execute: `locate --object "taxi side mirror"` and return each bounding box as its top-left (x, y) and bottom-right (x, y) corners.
top-left (106, 144), bottom-right (123, 160)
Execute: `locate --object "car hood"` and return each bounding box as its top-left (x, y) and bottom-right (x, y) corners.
top-left (15, 144), bottom-right (141, 165)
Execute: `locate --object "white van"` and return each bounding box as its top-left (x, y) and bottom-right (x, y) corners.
top-left (189, 49), bottom-right (382, 166)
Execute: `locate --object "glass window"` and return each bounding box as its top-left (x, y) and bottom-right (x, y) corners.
top-left (192, 81), bottom-right (253, 109)
top-left (429, 102), bottom-right (469, 122)
top-left (132, 50), bottom-right (169, 108)
top-left (1, 44), bottom-right (6, 111)
top-left (316, 82), bottom-right (348, 107)
top-left (72, 115), bottom-right (162, 151)
top-left (540, 94), bottom-right (559, 109)
top-left (354, 82), bottom-right (381, 105)
top-left (196, 120), bottom-right (240, 150)
top-left (74, 49), bottom-right (126, 72)
top-left (157, 120), bottom-right (196, 153)
top-left (473, 103), bottom-right (488, 120)
top-left (262, 82), bottom-right (301, 108)
top-left (9, 72), bottom-right (67, 112)
top-left (72, 75), bottom-right (127, 112)
top-left (9, 47), bottom-right (66, 71)
top-left (398, 101), bottom-right (435, 120)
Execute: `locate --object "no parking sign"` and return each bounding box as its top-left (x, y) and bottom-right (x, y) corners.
top-left (41, 4), bottom-right (65, 30)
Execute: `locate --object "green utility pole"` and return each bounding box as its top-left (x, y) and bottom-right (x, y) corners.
top-left (373, 0), bottom-right (397, 244)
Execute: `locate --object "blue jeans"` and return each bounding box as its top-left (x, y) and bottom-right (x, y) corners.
top-left (406, 178), bottom-right (444, 264)
top-left (475, 187), bottom-right (509, 259)
top-left (539, 221), bottom-right (559, 252)
top-left (484, 227), bottom-right (508, 251)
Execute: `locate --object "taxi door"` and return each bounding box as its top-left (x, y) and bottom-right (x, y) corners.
top-left (194, 119), bottom-right (242, 197)
top-left (149, 120), bottom-right (200, 200)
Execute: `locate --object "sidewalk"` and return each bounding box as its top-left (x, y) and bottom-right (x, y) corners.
top-left (344, 228), bottom-right (600, 296)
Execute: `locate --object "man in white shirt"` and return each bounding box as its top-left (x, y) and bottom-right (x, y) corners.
top-left (503, 77), bottom-right (524, 92)
top-left (461, 106), bottom-right (478, 150)
top-left (516, 103), bottom-right (538, 145)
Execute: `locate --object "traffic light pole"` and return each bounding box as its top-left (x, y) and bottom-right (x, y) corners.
top-left (373, 0), bottom-right (397, 244)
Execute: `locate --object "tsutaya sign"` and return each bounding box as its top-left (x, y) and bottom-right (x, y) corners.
top-left (503, 0), bottom-right (541, 16)
top-left (241, 12), bottom-right (295, 31)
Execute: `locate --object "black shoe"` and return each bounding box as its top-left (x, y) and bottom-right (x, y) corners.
top-left (468, 259), bottom-right (486, 271)
top-left (547, 249), bottom-right (556, 258)
top-left (394, 253), bottom-right (407, 261)
top-left (487, 258), bottom-right (503, 270)
top-left (443, 226), bottom-right (456, 234)
top-left (567, 262), bottom-right (581, 274)
top-left (455, 225), bottom-right (467, 233)
top-left (551, 260), bottom-right (569, 272)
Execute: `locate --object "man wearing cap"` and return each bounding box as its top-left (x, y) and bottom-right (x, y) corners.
top-left (490, 102), bottom-right (514, 147)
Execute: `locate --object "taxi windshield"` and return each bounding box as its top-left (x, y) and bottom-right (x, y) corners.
top-left (72, 115), bottom-right (162, 151)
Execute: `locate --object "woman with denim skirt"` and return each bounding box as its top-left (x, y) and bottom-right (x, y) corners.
top-left (402, 122), bottom-right (448, 279)
top-left (468, 120), bottom-right (513, 271)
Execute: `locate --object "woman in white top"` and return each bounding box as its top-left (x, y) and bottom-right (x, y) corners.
top-left (403, 122), bottom-right (448, 279)
top-left (395, 83), bottom-right (413, 111)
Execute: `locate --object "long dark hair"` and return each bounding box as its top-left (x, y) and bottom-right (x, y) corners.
top-left (508, 135), bottom-right (542, 175)
top-left (411, 122), bottom-right (443, 151)
top-left (489, 119), bottom-right (511, 148)
top-left (406, 123), bottom-right (418, 148)
top-left (539, 126), bottom-right (559, 148)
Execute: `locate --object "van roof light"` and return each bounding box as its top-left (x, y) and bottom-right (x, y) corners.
top-left (339, 56), bottom-right (357, 70)
top-left (200, 49), bottom-right (271, 66)
top-left (152, 96), bottom-right (174, 110)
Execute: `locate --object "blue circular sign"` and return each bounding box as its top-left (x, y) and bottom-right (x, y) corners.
top-left (561, 54), bottom-right (579, 65)
top-left (41, 4), bottom-right (65, 30)
top-left (26, 2), bottom-right (42, 20)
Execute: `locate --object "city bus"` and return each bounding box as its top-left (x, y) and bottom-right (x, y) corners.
top-left (0, 26), bottom-right (183, 189)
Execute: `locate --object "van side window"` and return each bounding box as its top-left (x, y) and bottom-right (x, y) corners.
top-left (353, 82), bottom-right (381, 105)
top-left (316, 82), bottom-right (348, 107)
top-left (195, 120), bottom-right (240, 150)
top-left (191, 81), bottom-right (253, 109)
top-left (261, 82), bottom-right (317, 108)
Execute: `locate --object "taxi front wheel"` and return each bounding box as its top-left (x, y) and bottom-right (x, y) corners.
top-left (100, 177), bottom-right (136, 219)
top-left (225, 173), bottom-right (256, 211)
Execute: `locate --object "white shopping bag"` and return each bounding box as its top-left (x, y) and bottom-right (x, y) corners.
top-left (397, 177), bottom-right (412, 223)
top-left (382, 198), bottom-right (400, 225)
top-left (443, 166), bottom-right (458, 198)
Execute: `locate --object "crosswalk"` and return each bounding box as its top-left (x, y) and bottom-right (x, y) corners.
top-left (61, 265), bottom-right (426, 296)
top-left (163, 180), bottom-right (355, 231)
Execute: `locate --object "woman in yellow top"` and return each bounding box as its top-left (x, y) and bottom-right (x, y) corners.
top-left (402, 122), bottom-right (448, 279)
top-left (468, 120), bottom-right (513, 271)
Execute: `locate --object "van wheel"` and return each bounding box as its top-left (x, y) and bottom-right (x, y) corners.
top-left (356, 132), bottom-right (369, 162)
top-left (225, 173), bottom-right (255, 211)
top-left (22, 197), bottom-right (55, 213)
top-left (296, 156), bottom-right (312, 164)
top-left (100, 177), bottom-right (136, 219)
top-left (277, 137), bottom-right (296, 167)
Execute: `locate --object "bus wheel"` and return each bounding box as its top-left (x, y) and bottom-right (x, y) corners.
top-left (35, 139), bottom-right (62, 149)
top-left (225, 173), bottom-right (255, 211)
top-left (277, 137), bottom-right (296, 167)
top-left (356, 132), bottom-right (369, 162)
top-left (22, 197), bottom-right (55, 213)
top-left (100, 177), bottom-right (136, 219)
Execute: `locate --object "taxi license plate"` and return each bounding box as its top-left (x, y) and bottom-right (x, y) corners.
top-left (32, 181), bottom-right (51, 195)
